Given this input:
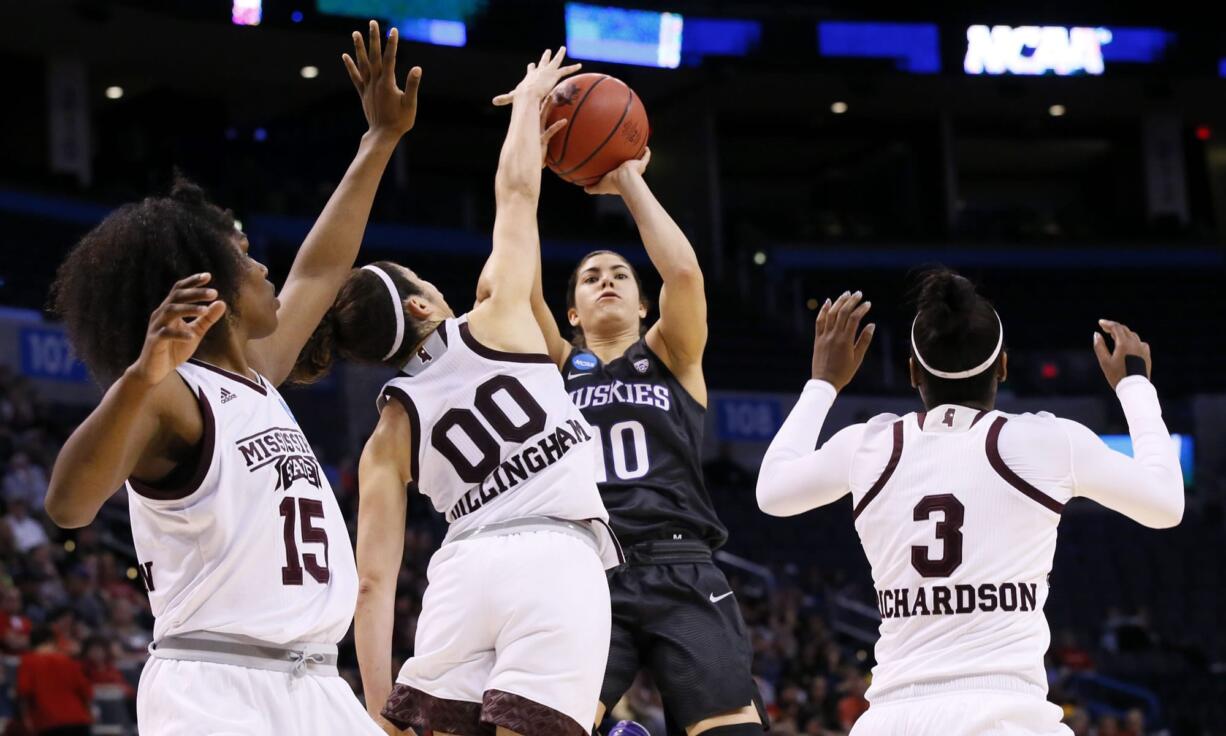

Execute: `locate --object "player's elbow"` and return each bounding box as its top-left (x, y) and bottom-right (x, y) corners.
top-left (755, 476), bottom-right (791, 517)
top-left (1148, 493), bottom-right (1185, 529)
top-left (666, 262), bottom-right (704, 290)
top-left (44, 491), bottom-right (94, 529)
top-left (357, 574), bottom-right (392, 601)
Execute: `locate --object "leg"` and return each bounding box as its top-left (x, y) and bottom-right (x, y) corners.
top-left (641, 562), bottom-right (765, 734)
top-left (597, 568), bottom-right (646, 731)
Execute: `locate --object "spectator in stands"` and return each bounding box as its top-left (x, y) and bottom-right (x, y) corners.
top-left (16, 625), bottom-right (93, 736)
top-left (1052, 628), bottom-right (1095, 672)
top-left (0, 584), bottom-right (31, 653)
top-left (3, 451), bottom-right (48, 511)
top-left (80, 636), bottom-right (136, 700)
top-left (63, 566), bottom-right (106, 628)
top-left (836, 672), bottom-right (869, 730)
top-left (1098, 714), bottom-right (1122, 736)
top-left (1122, 708), bottom-right (1147, 736)
top-left (4, 497), bottom-right (48, 554)
top-left (105, 598), bottom-right (151, 668)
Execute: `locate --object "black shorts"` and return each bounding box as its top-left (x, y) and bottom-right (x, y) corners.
top-left (601, 541), bottom-right (765, 732)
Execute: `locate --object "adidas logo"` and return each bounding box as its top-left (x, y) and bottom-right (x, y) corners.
top-left (219, 387), bottom-right (237, 404)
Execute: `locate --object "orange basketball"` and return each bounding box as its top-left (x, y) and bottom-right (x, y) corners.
top-left (544, 73), bottom-right (649, 187)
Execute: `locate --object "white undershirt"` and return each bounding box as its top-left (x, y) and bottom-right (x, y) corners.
top-left (756, 376), bottom-right (1184, 528)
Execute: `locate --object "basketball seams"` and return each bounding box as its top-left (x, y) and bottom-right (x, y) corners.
top-left (549, 74), bottom-right (609, 169)
top-left (556, 82), bottom-right (635, 180)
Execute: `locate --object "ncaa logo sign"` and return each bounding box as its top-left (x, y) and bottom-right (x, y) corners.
top-left (571, 353), bottom-right (598, 372)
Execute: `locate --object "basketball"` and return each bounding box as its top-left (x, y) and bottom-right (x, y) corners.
top-left (544, 73), bottom-right (649, 187)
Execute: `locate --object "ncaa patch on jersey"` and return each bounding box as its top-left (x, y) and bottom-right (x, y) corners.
top-left (634, 358), bottom-right (650, 374)
top-left (572, 353), bottom-right (598, 372)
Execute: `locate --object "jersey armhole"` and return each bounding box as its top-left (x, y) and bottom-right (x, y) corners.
top-left (638, 339), bottom-right (706, 413)
top-left (458, 321), bottom-right (554, 365)
top-left (380, 386), bottom-right (422, 487)
top-left (129, 374), bottom-right (216, 502)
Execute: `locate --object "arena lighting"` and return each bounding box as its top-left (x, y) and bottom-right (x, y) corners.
top-left (1049, 104), bottom-right (1067, 117)
top-left (104, 86), bottom-right (124, 100)
top-left (232, 0), bottom-right (262, 26)
top-left (965, 25), bottom-right (1110, 75)
top-left (566, 2), bottom-right (683, 69)
top-left (1196, 125), bottom-right (1212, 141)
top-left (291, 10), bottom-right (304, 22)
top-left (752, 251), bottom-right (767, 266)
top-left (831, 101), bottom-right (848, 114)
top-left (806, 298), bottom-right (819, 310)
top-left (818, 21), bottom-right (941, 74)
top-left (300, 65), bottom-right (320, 79)
top-left (316, 2), bottom-right (479, 47)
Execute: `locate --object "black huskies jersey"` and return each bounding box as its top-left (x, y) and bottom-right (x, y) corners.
top-left (563, 339), bottom-right (727, 549)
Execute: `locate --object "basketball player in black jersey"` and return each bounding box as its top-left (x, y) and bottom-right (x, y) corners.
top-left (531, 151), bottom-right (763, 735)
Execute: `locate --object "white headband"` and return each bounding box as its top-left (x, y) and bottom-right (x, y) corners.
top-left (911, 310), bottom-right (1004, 380)
top-left (362, 265), bottom-right (405, 361)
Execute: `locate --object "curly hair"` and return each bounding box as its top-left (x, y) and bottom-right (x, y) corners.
top-left (50, 177), bottom-right (245, 384)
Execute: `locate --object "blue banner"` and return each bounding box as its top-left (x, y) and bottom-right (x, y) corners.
top-left (19, 325), bottom-right (89, 383)
top-left (715, 397), bottom-right (783, 442)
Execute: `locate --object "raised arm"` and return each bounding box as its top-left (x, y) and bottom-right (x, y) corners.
top-left (470, 49), bottom-right (579, 352)
top-left (531, 243), bottom-right (572, 368)
top-left (587, 151), bottom-right (707, 379)
top-left (354, 398), bottom-right (412, 731)
top-left (47, 275), bottom-right (227, 527)
top-left (248, 21), bottom-right (421, 386)
top-left (1063, 320), bottom-right (1183, 528)
top-left (757, 292), bottom-right (875, 516)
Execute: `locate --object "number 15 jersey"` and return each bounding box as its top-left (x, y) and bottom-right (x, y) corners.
top-left (377, 316), bottom-right (614, 557)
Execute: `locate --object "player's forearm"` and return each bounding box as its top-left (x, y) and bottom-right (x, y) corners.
top-left (618, 173), bottom-right (702, 285)
top-left (290, 130), bottom-right (400, 279)
top-left (355, 581), bottom-right (398, 716)
top-left (757, 380), bottom-right (839, 515)
top-left (494, 94), bottom-right (545, 202)
top-left (47, 369), bottom-right (159, 527)
top-left (1115, 377), bottom-right (1184, 524)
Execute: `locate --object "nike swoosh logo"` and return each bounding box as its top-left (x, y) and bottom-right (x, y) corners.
top-left (567, 371), bottom-right (592, 380)
top-left (709, 592), bottom-right (734, 604)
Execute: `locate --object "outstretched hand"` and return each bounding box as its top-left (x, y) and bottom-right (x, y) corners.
top-left (129, 273), bottom-right (227, 387)
top-left (1093, 319), bottom-right (1152, 389)
top-left (491, 47), bottom-right (582, 107)
top-left (342, 20), bottom-right (422, 138)
top-left (811, 291), bottom-right (875, 391)
top-left (584, 147), bottom-right (651, 195)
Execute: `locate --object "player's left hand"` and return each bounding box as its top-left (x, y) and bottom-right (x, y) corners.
top-left (811, 290), bottom-right (875, 391)
top-left (584, 147), bottom-right (651, 195)
top-left (492, 47), bottom-right (582, 106)
top-left (342, 20), bottom-right (422, 139)
top-left (1093, 319), bottom-right (1152, 389)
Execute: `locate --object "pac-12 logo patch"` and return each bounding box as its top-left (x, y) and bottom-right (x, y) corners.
top-left (634, 358), bottom-right (650, 374)
top-left (572, 353), bottom-right (598, 372)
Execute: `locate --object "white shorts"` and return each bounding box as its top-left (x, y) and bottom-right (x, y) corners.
top-left (851, 689), bottom-right (1072, 736)
top-left (384, 528), bottom-right (611, 736)
top-left (137, 658), bottom-right (384, 735)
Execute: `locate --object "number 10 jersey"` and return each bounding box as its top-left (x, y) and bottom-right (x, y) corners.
top-left (377, 316), bottom-right (612, 549)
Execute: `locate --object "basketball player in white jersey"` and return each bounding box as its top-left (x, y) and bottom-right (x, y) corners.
top-left (755, 271), bottom-right (1184, 735)
top-left (45, 22), bottom-right (419, 734)
top-left (292, 49), bottom-right (619, 735)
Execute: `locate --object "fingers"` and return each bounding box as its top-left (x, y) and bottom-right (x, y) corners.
top-left (833, 291), bottom-right (862, 332)
top-left (557, 62), bottom-right (583, 78)
top-left (352, 30), bottom-right (370, 80)
top-left (542, 118), bottom-right (568, 146)
top-left (171, 272), bottom-right (211, 291)
top-left (367, 20), bottom-right (383, 78)
top-left (538, 48), bottom-right (552, 68)
top-left (846, 298), bottom-right (872, 334)
top-left (342, 53), bottom-right (363, 91)
top-left (1092, 331), bottom-right (1112, 367)
top-left (403, 66), bottom-right (422, 103)
top-left (191, 301), bottom-right (228, 335)
top-left (815, 298), bottom-right (832, 335)
top-left (638, 147), bottom-right (652, 167)
top-left (1099, 319), bottom-right (1139, 356)
top-left (853, 323), bottom-right (877, 364)
top-left (382, 26), bottom-right (398, 80)
top-left (492, 92), bottom-right (514, 106)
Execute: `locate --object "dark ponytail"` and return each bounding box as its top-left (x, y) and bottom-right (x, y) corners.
top-left (289, 261), bottom-right (431, 384)
top-left (910, 269), bottom-right (1003, 406)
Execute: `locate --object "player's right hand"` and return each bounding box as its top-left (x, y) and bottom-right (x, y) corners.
top-left (492, 47), bottom-right (582, 106)
top-left (128, 273), bottom-right (227, 387)
top-left (1093, 318), bottom-right (1151, 389)
top-left (810, 290), bottom-right (875, 391)
top-left (342, 20), bottom-right (422, 139)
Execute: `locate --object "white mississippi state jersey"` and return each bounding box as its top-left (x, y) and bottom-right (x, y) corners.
top-left (127, 359), bottom-right (357, 645)
top-left (851, 404), bottom-right (1071, 700)
top-left (378, 316), bottom-right (611, 544)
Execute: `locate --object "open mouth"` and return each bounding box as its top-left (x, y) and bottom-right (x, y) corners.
top-left (598, 292), bottom-right (620, 302)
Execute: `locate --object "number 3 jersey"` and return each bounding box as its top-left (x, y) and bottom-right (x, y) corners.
top-left (126, 359), bottom-right (358, 646)
top-left (377, 316), bottom-right (617, 562)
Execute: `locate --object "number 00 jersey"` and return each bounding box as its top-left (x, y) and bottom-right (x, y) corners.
top-left (563, 338), bottom-right (727, 549)
top-left (851, 404), bottom-right (1071, 700)
top-left (126, 360), bottom-right (358, 646)
top-left (377, 317), bottom-right (614, 555)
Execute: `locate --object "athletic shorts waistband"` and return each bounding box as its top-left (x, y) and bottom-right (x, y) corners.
top-left (149, 632), bottom-right (339, 677)
top-left (446, 515), bottom-right (600, 554)
top-left (870, 673), bottom-right (1047, 704)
